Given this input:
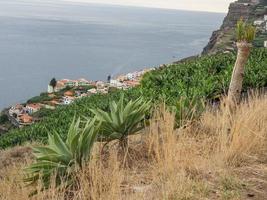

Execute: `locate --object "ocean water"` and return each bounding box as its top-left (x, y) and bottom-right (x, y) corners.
top-left (0, 0), bottom-right (225, 109)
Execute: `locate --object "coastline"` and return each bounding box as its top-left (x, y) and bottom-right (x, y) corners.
top-left (0, 67), bottom-right (155, 131)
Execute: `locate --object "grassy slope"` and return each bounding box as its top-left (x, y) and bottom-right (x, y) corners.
top-left (0, 48), bottom-right (266, 149)
top-left (0, 96), bottom-right (266, 200)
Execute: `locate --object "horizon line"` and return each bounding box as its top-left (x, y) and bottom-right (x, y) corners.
top-left (61, 1), bottom-right (229, 14)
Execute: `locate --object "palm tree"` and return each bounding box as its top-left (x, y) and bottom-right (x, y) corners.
top-left (228, 19), bottom-right (256, 105)
top-left (91, 95), bottom-right (150, 151)
top-left (24, 118), bottom-right (100, 192)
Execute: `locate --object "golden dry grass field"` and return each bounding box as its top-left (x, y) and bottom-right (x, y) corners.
top-left (0, 95), bottom-right (266, 200)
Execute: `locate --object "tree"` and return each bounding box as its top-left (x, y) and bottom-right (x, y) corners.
top-left (0, 114), bottom-right (8, 124)
top-left (228, 19), bottom-right (256, 105)
top-left (49, 78), bottom-right (57, 92)
top-left (107, 75), bottom-right (111, 83)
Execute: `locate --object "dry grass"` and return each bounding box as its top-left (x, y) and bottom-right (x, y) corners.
top-left (0, 95), bottom-right (266, 200)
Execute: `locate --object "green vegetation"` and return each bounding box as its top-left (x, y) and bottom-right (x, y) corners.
top-left (254, 32), bottom-right (267, 48)
top-left (0, 113), bottom-right (9, 124)
top-left (27, 93), bottom-right (53, 104)
top-left (236, 19), bottom-right (256, 43)
top-left (141, 48), bottom-right (267, 105)
top-left (24, 118), bottom-right (100, 191)
top-left (0, 48), bottom-right (266, 149)
top-left (91, 95), bottom-right (150, 149)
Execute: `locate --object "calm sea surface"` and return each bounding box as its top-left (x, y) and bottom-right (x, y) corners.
top-left (0, 0), bottom-right (225, 109)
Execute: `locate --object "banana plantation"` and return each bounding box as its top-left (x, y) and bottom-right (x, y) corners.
top-left (0, 48), bottom-right (266, 149)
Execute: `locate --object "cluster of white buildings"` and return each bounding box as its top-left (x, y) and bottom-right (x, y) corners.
top-left (47, 68), bottom-right (155, 105)
top-left (253, 14), bottom-right (267, 48)
top-left (8, 103), bottom-right (42, 126)
top-left (48, 78), bottom-right (92, 93)
top-left (7, 68), bottom-right (155, 127)
top-left (111, 68), bottom-right (155, 88)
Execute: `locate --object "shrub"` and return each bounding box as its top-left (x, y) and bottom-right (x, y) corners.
top-left (91, 95), bottom-right (151, 150)
top-left (24, 118), bottom-right (101, 191)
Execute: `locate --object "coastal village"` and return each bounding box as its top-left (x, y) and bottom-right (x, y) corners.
top-left (1, 0), bottom-right (267, 132)
top-left (0, 68), bottom-right (154, 130)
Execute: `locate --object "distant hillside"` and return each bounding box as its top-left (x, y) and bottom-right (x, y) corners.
top-left (203, 0), bottom-right (267, 54)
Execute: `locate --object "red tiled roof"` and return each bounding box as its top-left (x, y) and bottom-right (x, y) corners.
top-left (27, 104), bottom-right (42, 110)
top-left (19, 114), bottom-right (33, 123)
top-left (64, 91), bottom-right (74, 96)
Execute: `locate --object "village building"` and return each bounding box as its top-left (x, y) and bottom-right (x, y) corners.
top-left (116, 75), bottom-right (127, 82)
top-left (96, 81), bottom-right (106, 89)
top-left (124, 80), bottom-right (140, 88)
top-left (56, 78), bottom-right (92, 89)
top-left (77, 78), bottom-right (91, 87)
top-left (126, 73), bottom-right (135, 80)
top-left (18, 114), bottom-right (33, 125)
top-left (254, 19), bottom-right (265, 26)
top-left (9, 104), bottom-right (24, 114)
top-left (264, 41), bottom-right (267, 48)
top-left (26, 104), bottom-right (42, 114)
top-left (64, 91), bottom-right (74, 97)
top-left (88, 88), bottom-right (98, 94)
top-left (109, 79), bottom-right (124, 88)
top-left (54, 81), bottom-right (65, 92)
top-left (47, 85), bottom-right (54, 93)
top-left (97, 88), bottom-right (109, 94)
top-left (63, 96), bottom-right (75, 105)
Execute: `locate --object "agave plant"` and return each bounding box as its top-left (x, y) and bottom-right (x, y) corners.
top-left (24, 118), bottom-right (100, 190)
top-left (91, 95), bottom-right (151, 150)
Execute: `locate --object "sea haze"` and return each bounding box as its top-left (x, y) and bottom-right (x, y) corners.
top-left (0, 0), bottom-right (225, 109)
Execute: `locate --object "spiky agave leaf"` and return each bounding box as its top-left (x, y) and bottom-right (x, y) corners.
top-left (24, 117), bottom-right (100, 192)
top-left (91, 95), bottom-right (151, 147)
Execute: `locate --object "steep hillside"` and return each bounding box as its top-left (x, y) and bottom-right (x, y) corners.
top-left (203, 0), bottom-right (267, 54)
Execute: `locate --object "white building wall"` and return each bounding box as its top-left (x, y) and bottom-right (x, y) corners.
top-left (47, 85), bottom-right (54, 93)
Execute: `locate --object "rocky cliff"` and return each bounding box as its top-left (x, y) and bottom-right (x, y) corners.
top-left (202, 0), bottom-right (267, 54)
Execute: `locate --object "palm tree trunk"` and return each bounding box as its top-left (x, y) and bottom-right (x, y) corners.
top-left (228, 42), bottom-right (252, 105)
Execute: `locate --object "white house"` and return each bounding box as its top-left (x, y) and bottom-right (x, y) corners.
top-left (9, 104), bottom-right (24, 116)
top-left (264, 15), bottom-right (267, 21)
top-left (264, 41), bottom-right (267, 48)
top-left (110, 79), bottom-right (124, 88)
top-left (96, 81), bottom-right (105, 89)
top-left (254, 20), bottom-right (265, 26)
top-left (63, 96), bottom-right (75, 105)
top-left (126, 73), bottom-right (134, 80)
top-left (47, 85), bottom-right (54, 93)
top-left (77, 78), bottom-right (91, 87)
top-left (88, 88), bottom-right (97, 94)
top-left (26, 104), bottom-right (42, 114)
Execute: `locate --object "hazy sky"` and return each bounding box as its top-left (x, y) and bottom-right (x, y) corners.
top-left (63, 0), bottom-right (235, 13)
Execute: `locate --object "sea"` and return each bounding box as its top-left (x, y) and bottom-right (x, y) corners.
top-left (0, 0), bottom-right (225, 109)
